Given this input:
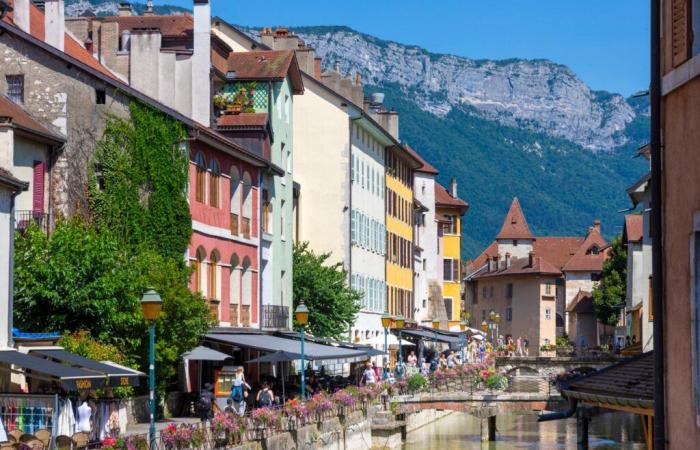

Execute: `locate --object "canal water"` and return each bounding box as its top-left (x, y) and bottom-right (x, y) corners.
top-left (404, 411), bottom-right (645, 449)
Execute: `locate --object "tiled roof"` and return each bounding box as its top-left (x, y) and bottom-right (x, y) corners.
top-left (404, 145), bottom-right (438, 175)
top-left (224, 50), bottom-right (304, 94)
top-left (103, 14), bottom-right (193, 37)
top-left (0, 167), bottom-right (28, 191)
top-left (216, 113), bottom-right (268, 129)
top-left (4, 2), bottom-right (115, 78)
top-left (0, 94), bottom-right (65, 142)
top-left (535, 237), bottom-right (584, 269)
top-left (562, 225), bottom-right (608, 272)
top-left (566, 290), bottom-right (594, 313)
top-left (496, 197), bottom-right (534, 240)
top-left (624, 214), bottom-right (643, 243)
top-left (473, 254), bottom-right (561, 279)
top-left (564, 352), bottom-right (654, 409)
top-left (435, 182), bottom-right (468, 212)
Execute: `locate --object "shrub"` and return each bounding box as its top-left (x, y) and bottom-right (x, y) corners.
top-left (485, 374), bottom-right (509, 390)
top-left (405, 373), bottom-right (427, 392)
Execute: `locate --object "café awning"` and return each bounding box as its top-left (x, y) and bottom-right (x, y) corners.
top-left (206, 333), bottom-right (369, 363)
top-left (400, 329), bottom-right (462, 344)
top-left (29, 349), bottom-right (143, 388)
top-left (181, 346), bottom-right (232, 362)
top-left (0, 350), bottom-right (106, 391)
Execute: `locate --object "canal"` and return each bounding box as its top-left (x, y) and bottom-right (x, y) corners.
top-left (404, 411), bottom-right (646, 449)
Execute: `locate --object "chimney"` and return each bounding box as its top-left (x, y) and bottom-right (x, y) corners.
top-left (593, 219), bottom-right (601, 233)
top-left (13, 0), bottom-right (30, 34)
top-left (450, 177), bottom-right (458, 198)
top-left (314, 57), bottom-right (322, 80)
top-left (505, 253), bottom-right (511, 269)
top-left (355, 72), bottom-right (362, 85)
top-left (143, 0), bottom-right (154, 16)
top-left (334, 62), bottom-right (341, 73)
top-left (118, 2), bottom-right (132, 17)
top-left (528, 251), bottom-right (536, 268)
top-left (44, 0), bottom-right (65, 51)
top-left (486, 255), bottom-right (492, 273)
top-left (192, 0), bottom-right (211, 125)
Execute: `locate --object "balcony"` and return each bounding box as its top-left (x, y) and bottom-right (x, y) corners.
top-left (240, 305), bottom-right (251, 327)
top-left (262, 305), bottom-right (289, 330)
top-left (230, 213), bottom-right (239, 236)
top-left (241, 217), bottom-right (251, 239)
top-left (15, 210), bottom-right (49, 233)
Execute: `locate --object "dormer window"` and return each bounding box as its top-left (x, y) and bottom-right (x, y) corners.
top-left (587, 245), bottom-right (600, 255)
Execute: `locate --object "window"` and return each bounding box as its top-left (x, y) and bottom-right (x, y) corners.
top-left (6, 75), bottom-right (24, 103)
top-left (351, 210), bottom-right (357, 244)
top-left (351, 155), bottom-right (356, 182)
top-left (208, 159), bottom-right (220, 207)
top-left (443, 259), bottom-right (459, 281)
top-left (482, 286), bottom-right (487, 299)
top-left (512, 240), bottom-right (518, 246)
top-left (280, 200), bottom-right (286, 239)
top-left (95, 88), bottom-right (106, 104)
top-left (284, 94), bottom-right (290, 123)
top-left (444, 298), bottom-right (453, 321)
top-left (591, 272), bottom-right (602, 282)
top-left (506, 307), bottom-right (512, 322)
top-left (209, 250), bottom-right (220, 301)
top-left (506, 283), bottom-right (513, 299)
top-left (545, 308), bottom-right (552, 320)
top-left (648, 275), bottom-right (654, 322)
top-left (261, 189), bottom-right (272, 234)
top-left (545, 282), bottom-right (553, 296)
top-left (194, 152), bottom-right (206, 203)
top-left (442, 215), bottom-right (457, 235)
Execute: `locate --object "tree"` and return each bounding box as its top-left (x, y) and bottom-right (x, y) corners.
top-left (292, 242), bottom-right (361, 340)
top-left (592, 236), bottom-right (627, 326)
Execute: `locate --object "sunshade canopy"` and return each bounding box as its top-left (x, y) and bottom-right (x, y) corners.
top-left (206, 333), bottom-right (369, 363)
top-left (246, 350), bottom-right (301, 363)
top-left (400, 329), bottom-right (462, 344)
top-left (29, 349), bottom-right (142, 388)
top-left (181, 346), bottom-right (232, 362)
top-left (0, 350), bottom-right (106, 391)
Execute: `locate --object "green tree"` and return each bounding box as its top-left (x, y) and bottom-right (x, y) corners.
top-left (592, 236), bottom-right (627, 326)
top-left (89, 101), bottom-right (190, 261)
top-left (292, 242), bottom-right (361, 340)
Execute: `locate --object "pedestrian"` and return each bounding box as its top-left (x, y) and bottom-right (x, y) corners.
top-left (231, 367), bottom-right (251, 415)
top-left (516, 336), bottom-right (523, 356)
top-left (523, 337), bottom-right (529, 356)
top-left (421, 358), bottom-right (430, 376)
top-left (446, 351), bottom-right (455, 369)
top-left (407, 351), bottom-right (418, 367)
top-left (256, 382), bottom-right (275, 407)
top-left (361, 361), bottom-right (377, 385)
top-left (372, 361), bottom-right (381, 380)
top-left (198, 382), bottom-right (215, 423)
top-left (438, 353), bottom-right (448, 370)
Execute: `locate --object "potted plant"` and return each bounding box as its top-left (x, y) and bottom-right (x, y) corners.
top-left (540, 343), bottom-right (556, 357)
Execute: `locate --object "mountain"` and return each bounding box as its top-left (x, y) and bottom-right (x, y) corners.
top-left (292, 26), bottom-right (649, 257)
top-left (65, 0), bottom-right (187, 16)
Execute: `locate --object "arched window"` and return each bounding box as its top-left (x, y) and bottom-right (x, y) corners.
top-left (229, 254), bottom-right (241, 326)
top-left (194, 246), bottom-right (207, 293)
top-left (230, 167), bottom-right (241, 235)
top-left (194, 152), bottom-right (206, 203)
top-left (241, 172), bottom-right (253, 238)
top-left (209, 159), bottom-right (220, 208)
top-left (241, 257), bottom-right (252, 326)
top-left (209, 249), bottom-right (220, 301)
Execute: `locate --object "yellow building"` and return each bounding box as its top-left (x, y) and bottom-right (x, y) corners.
top-left (436, 180), bottom-right (468, 328)
top-left (385, 145), bottom-right (421, 319)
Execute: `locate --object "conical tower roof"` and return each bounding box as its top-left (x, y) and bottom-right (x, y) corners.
top-left (496, 197), bottom-right (534, 240)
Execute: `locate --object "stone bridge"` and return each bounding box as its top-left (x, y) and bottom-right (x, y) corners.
top-left (495, 356), bottom-right (620, 378)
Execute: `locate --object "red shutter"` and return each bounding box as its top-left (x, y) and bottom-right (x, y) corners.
top-left (32, 160), bottom-right (45, 213)
top-left (672, 0), bottom-right (691, 67)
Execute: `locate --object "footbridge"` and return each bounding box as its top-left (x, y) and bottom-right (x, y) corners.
top-left (495, 355), bottom-right (621, 378)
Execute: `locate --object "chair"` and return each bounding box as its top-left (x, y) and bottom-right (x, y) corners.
top-left (0, 442), bottom-right (17, 450)
top-left (33, 430), bottom-right (50, 449)
top-left (18, 437), bottom-right (43, 450)
top-left (70, 432), bottom-right (88, 450)
top-left (8, 431), bottom-right (21, 443)
top-left (54, 435), bottom-right (73, 450)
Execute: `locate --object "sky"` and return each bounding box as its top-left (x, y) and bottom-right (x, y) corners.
top-left (157, 0), bottom-right (650, 96)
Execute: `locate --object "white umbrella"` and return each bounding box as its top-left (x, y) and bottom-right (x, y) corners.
top-left (362, 334), bottom-right (414, 348)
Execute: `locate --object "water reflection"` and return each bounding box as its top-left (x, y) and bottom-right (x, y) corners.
top-left (404, 411), bottom-right (645, 449)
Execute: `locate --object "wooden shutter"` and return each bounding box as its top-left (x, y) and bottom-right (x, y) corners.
top-left (32, 160), bottom-right (45, 213)
top-left (672, 0), bottom-right (691, 67)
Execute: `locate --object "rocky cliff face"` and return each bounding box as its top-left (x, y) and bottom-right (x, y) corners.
top-left (294, 26), bottom-right (638, 152)
top-left (65, 0), bottom-right (187, 17)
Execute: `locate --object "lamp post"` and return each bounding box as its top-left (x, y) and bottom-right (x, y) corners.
top-left (481, 320), bottom-right (488, 334)
top-left (381, 312), bottom-right (393, 379)
top-left (395, 315), bottom-right (405, 365)
top-left (459, 320), bottom-right (467, 363)
top-left (141, 289), bottom-right (162, 449)
top-left (494, 313), bottom-right (501, 345)
top-left (489, 310), bottom-right (496, 343)
top-left (294, 300), bottom-right (309, 400)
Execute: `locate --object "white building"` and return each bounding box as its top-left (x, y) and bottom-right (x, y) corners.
top-left (406, 145), bottom-right (440, 326)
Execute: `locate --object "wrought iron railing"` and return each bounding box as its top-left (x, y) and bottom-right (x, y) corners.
top-left (14, 210), bottom-right (49, 233)
top-left (262, 305), bottom-right (289, 330)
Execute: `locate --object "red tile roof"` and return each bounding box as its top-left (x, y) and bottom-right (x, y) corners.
top-left (0, 95), bottom-right (65, 143)
top-left (404, 145), bottom-right (438, 175)
top-left (103, 14), bottom-right (193, 37)
top-left (224, 50), bottom-right (304, 94)
top-left (496, 197), bottom-right (534, 240)
top-left (535, 237), bottom-right (584, 269)
top-left (473, 254), bottom-right (561, 279)
top-left (4, 2), bottom-right (115, 78)
top-left (216, 113), bottom-right (268, 129)
top-left (623, 214), bottom-right (643, 243)
top-left (562, 225), bottom-right (608, 272)
top-left (0, 166), bottom-right (28, 191)
top-left (566, 290), bottom-right (594, 313)
top-left (435, 182), bottom-right (468, 212)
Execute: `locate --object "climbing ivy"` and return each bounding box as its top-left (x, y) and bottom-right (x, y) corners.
top-left (89, 101), bottom-right (191, 261)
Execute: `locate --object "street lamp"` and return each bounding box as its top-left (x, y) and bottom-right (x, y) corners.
top-left (459, 320), bottom-right (467, 363)
top-left (395, 315), bottom-right (405, 376)
top-left (381, 312), bottom-right (393, 379)
top-left (464, 311), bottom-right (472, 327)
top-left (481, 319), bottom-right (488, 333)
top-left (141, 289), bottom-right (162, 448)
top-left (494, 313), bottom-right (501, 344)
top-left (294, 300), bottom-right (309, 400)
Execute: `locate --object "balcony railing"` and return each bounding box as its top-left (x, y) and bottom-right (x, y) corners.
top-left (262, 305), bottom-right (289, 330)
top-left (15, 210), bottom-right (49, 233)
top-left (230, 213), bottom-right (239, 236)
top-left (241, 217), bottom-right (251, 239)
top-left (240, 305), bottom-right (251, 327)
